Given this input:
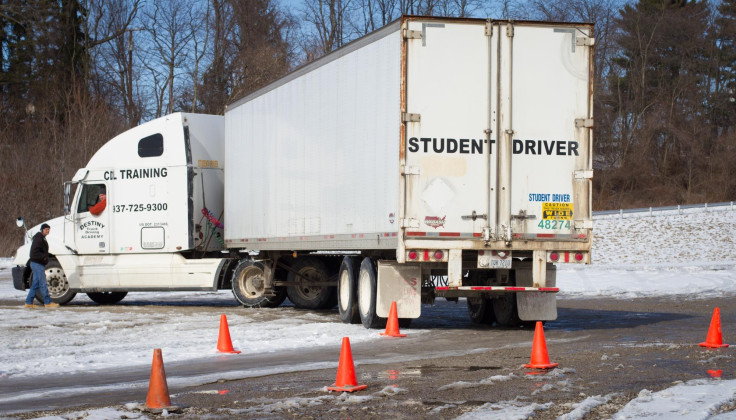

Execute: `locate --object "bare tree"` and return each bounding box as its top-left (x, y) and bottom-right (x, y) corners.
top-left (301, 0), bottom-right (353, 59)
top-left (142, 0), bottom-right (196, 117)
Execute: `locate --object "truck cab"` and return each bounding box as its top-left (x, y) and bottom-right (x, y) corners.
top-left (13, 113), bottom-right (227, 305)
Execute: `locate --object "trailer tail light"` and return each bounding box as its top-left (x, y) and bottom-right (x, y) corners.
top-left (547, 251), bottom-right (588, 263)
top-left (405, 250), bottom-right (448, 262)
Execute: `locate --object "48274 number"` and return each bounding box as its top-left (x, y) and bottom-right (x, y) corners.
top-left (537, 220), bottom-right (571, 230)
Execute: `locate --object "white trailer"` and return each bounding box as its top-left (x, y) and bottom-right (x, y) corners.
top-left (224, 16), bottom-right (593, 327)
top-left (13, 16), bottom-right (593, 328)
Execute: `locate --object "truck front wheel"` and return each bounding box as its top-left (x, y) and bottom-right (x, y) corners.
top-left (35, 260), bottom-right (76, 305)
top-left (87, 292), bottom-right (128, 305)
top-left (286, 258), bottom-right (336, 310)
top-left (232, 260), bottom-right (287, 308)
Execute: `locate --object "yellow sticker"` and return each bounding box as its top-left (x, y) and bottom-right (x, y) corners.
top-left (542, 202), bottom-right (573, 220)
top-left (198, 160), bottom-right (219, 168)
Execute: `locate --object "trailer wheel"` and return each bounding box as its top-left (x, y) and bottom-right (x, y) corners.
top-left (493, 294), bottom-right (521, 327)
top-left (35, 260), bottom-right (76, 305)
top-left (87, 292), bottom-right (128, 305)
top-left (357, 258), bottom-right (384, 329)
top-left (286, 258), bottom-right (335, 310)
top-left (465, 271), bottom-right (496, 325)
top-left (467, 297), bottom-right (495, 325)
top-left (232, 260), bottom-right (287, 308)
top-left (338, 256), bottom-right (361, 324)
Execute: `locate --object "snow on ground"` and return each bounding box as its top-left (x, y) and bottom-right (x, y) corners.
top-left (1, 206), bottom-right (736, 419)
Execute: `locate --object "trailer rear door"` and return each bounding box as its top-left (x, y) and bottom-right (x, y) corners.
top-left (403, 20), bottom-right (493, 239)
top-left (402, 20), bottom-right (593, 243)
top-left (503, 23), bottom-right (593, 240)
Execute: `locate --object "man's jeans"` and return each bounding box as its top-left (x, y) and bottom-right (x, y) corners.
top-left (26, 262), bottom-right (51, 305)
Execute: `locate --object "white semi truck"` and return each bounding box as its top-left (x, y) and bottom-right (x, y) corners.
top-left (13, 16), bottom-right (593, 327)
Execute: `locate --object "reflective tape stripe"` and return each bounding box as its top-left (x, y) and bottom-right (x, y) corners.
top-left (436, 286), bottom-right (559, 292)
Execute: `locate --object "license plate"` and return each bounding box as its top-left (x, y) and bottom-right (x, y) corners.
top-left (489, 258), bottom-right (512, 269)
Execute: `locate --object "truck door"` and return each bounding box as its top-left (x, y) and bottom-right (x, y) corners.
top-left (74, 182), bottom-right (110, 254)
top-left (501, 24), bottom-right (593, 239)
top-left (403, 20), bottom-right (494, 238)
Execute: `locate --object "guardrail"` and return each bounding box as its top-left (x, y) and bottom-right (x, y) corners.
top-left (594, 201), bottom-right (736, 219)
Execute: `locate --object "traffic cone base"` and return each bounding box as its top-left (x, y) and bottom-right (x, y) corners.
top-left (327, 337), bottom-right (367, 393)
top-left (327, 383), bottom-right (368, 392)
top-left (524, 361), bottom-right (559, 369)
top-left (699, 307), bottom-right (729, 348)
top-left (143, 349), bottom-right (179, 413)
top-left (700, 342), bottom-right (729, 348)
top-left (381, 301), bottom-right (406, 337)
top-left (217, 314), bottom-right (242, 354)
top-left (525, 321), bottom-right (558, 370)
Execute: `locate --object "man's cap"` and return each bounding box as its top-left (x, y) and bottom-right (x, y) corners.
top-left (41, 223), bottom-right (50, 230)
top-left (99, 185), bottom-right (106, 194)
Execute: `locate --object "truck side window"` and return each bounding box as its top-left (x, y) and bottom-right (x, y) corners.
top-left (139, 133), bottom-right (164, 157)
top-left (77, 184), bottom-right (107, 213)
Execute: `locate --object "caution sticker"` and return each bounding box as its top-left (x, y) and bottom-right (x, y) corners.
top-left (542, 202), bottom-right (573, 220)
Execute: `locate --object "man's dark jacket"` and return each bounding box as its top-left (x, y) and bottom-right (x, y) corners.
top-left (29, 232), bottom-right (49, 266)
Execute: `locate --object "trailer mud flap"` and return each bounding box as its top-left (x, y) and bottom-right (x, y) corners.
top-left (376, 261), bottom-right (421, 319)
top-left (517, 292), bottom-right (557, 321)
top-left (515, 259), bottom-right (557, 321)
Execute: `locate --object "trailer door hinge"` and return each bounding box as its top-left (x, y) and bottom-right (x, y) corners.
top-left (511, 210), bottom-right (536, 220)
top-left (576, 37), bottom-right (595, 47)
top-left (506, 23), bottom-right (514, 37)
top-left (485, 21), bottom-right (493, 36)
top-left (401, 165), bottom-right (421, 175)
top-left (574, 220), bottom-right (593, 229)
top-left (461, 211), bottom-right (488, 221)
top-left (403, 112), bottom-right (421, 123)
top-left (400, 218), bottom-right (420, 228)
top-left (575, 118), bottom-right (594, 128)
top-left (574, 170), bottom-right (594, 180)
top-left (403, 29), bottom-right (422, 40)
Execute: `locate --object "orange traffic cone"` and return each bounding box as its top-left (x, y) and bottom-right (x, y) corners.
top-left (700, 307), bottom-right (729, 348)
top-left (217, 314), bottom-right (242, 354)
top-left (524, 321), bottom-right (559, 369)
top-left (381, 301), bottom-right (406, 337)
top-left (144, 349), bottom-right (178, 412)
top-left (327, 337), bottom-right (368, 392)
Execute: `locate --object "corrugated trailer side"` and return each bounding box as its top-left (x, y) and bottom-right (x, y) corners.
top-left (224, 21), bottom-right (403, 251)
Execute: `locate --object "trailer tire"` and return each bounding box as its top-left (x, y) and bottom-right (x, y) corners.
top-left (338, 257), bottom-right (361, 324)
top-left (35, 260), bottom-right (76, 305)
top-left (87, 292), bottom-right (128, 305)
top-left (232, 260), bottom-right (287, 308)
top-left (467, 297), bottom-right (495, 325)
top-left (357, 258), bottom-right (384, 329)
top-left (493, 294), bottom-right (521, 327)
top-left (465, 271), bottom-right (496, 325)
top-left (286, 258), bottom-right (335, 310)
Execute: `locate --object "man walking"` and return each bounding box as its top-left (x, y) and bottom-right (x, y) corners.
top-left (25, 223), bottom-right (59, 309)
